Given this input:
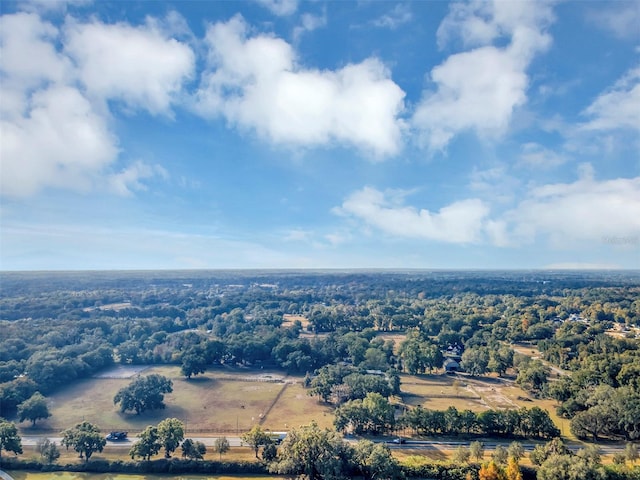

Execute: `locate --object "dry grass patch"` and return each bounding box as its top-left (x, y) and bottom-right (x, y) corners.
top-left (260, 380), bottom-right (334, 431)
top-left (400, 374), bottom-right (484, 411)
top-left (281, 314), bottom-right (309, 329)
top-left (37, 366), bottom-right (285, 434)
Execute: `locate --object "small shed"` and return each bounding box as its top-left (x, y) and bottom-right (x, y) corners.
top-left (443, 358), bottom-right (460, 373)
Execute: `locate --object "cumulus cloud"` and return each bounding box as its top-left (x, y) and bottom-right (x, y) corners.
top-left (0, 11), bottom-right (193, 198)
top-left (0, 86), bottom-right (118, 197)
top-left (413, 0), bottom-right (554, 151)
top-left (335, 167), bottom-right (640, 250)
top-left (334, 187), bottom-right (490, 244)
top-left (195, 15), bottom-right (406, 157)
top-left (64, 17), bottom-right (195, 115)
top-left (507, 166), bottom-right (640, 246)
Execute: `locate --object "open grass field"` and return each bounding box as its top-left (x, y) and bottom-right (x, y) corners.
top-left (399, 373), bottom-right (485, 411)
top-left (17, 366), bottom-right (332, 435)
top-left (18, 364), bottom-right (564, 446)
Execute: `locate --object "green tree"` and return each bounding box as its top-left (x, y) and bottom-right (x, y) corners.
top-left (470, 440), bottom-right (485, 462)
top-left (269, 421), bottom-right (351, 480)
top-left (353, 439), bottom-right (402, 480)
top-left (241, 425), bottom-right (271, 459)
top-left (453, 445), bottom-right (471, 464)
top-left (625, 442), bottom-right (639, 464)
top-left (507, 441), bottom-right (524, 463)
top-left (36, 437), bottom-right (60, 464)
top-left (214, 436), bottom-right (230, 460)
top-left (488, 346), bottom-right (513, 377)
top-left (157, 417), bottom-right (184, 458)
top-left (181, 438), bottom-right (206, 460)
top-left (0, 418), bottom-right (23, 458)
top-left (461, 347), bottom-right (489, 376)
top-left (570, 406), bottom-right (612, 441)
top-left (17, 392), bottom-right (51, 426)
top-left (492, 445), bottom-right (508, 465)
top-left (129, 425), bottom-right (161, 461)
top-left (262, 442), bottom-right (278, 462)
top-left (114, 374), bottom-right (173, 415)
top-left (60, 421), bottom-right (106, 463)
top-left (181, 347), bottom-right (208, 379)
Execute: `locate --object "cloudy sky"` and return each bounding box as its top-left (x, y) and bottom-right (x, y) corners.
top-left (1, 0), bottom-right (639, 270)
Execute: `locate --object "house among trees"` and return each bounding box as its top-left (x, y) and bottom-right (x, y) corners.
top-left (443, 358), bottom-right (460, 374)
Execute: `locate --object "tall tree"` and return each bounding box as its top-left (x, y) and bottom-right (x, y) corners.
top-left (36, 438), bottom-right (60, 464)
top-left (18, 392), bottom-right (51, 426)
top-left (181, 438), bottom-right (206, 460)
top-left (214, 436), bottom-right (230, 460)
top-left (114, 374), bottom-right (173, 415)
top-left (352, 439), bottom-right (402, 480)
top-left (461, 347), bottom-right (489, 376)
top-left (129, 425), bottom-right (161, 461)
top-left (60, 421), bottom-right (106, 463)
top-left (0, 418), bottom-right (23, 458)
top-left (269, 421), bottom-right (352, 480)
top-left (157, 417), bottom-right (184, 458)
top-left (470, 440), bottom-right (485, 462)
top-left (241, 425), bottom-right (271, 459)
top-left (505, 458), bottom-right (523, 480)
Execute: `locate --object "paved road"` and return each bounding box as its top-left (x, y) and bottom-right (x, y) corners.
top-left (20, 434), bottom-right (627, 454)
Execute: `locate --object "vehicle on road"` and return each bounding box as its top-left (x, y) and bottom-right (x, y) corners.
top-left (106, 431), bottom-right (128, 441)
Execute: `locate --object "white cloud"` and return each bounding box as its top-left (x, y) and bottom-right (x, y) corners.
top-left (413, 0), bottom-right (554, 151)
top-left (195, 16), bottom-right (405, 158)
top-left (0, 11), bottom-right (190, 198)
top-left (335, 187), bottom-right (490, 244)
top-left (586, 2), bottom-right (640, 40)
top-left (0, 12), bottom-right (72, 117)
top-left (0, 85), bottom-right (118, 197)
top-left (64, 17), bottom-right (195, 115)
top-left (255, 0), bottom-right (297, 16)
top-left (372, 4), bottom-right (412, 29)
top-left (580, 66), bottom-right (640, 133)
top-left (507, 167), bottom-right (640, 246)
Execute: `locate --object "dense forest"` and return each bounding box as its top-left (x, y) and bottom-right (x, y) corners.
top-left (1, 270), bottom-right (640, 446)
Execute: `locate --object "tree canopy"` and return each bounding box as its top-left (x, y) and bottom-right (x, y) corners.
top-left (60, 421), bottom-right (106, 463)
top-left (113, 374), bottom-right (173, 415)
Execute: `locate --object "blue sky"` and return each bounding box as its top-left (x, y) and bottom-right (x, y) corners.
top-left (1, 0), bottom-right (639, 270)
